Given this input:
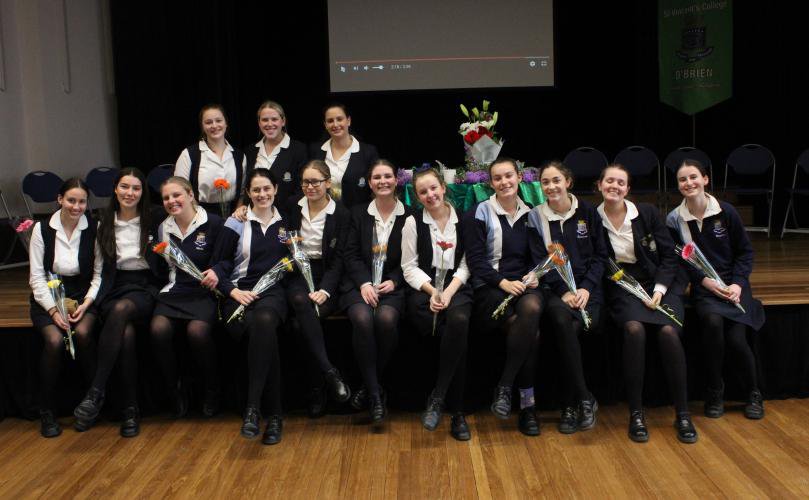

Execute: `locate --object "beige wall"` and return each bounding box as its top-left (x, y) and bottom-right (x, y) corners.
top-left (0, 0), bottom-right (117, 216)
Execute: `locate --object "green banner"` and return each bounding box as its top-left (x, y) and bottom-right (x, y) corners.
top-left (659, 0), bottom-right (733, 115)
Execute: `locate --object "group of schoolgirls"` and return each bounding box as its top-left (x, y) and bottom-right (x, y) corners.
top-left (29, 100), bottom-right (765, 447)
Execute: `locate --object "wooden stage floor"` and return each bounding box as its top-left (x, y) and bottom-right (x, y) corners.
top-left (2, 234), bottom-right (808, 329)
top-left (2, 401), bottom-right (809, 498)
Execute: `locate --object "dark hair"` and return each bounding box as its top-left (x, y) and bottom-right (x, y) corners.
top-left (599, 163), bottom-right (632, 186)
top-left (678, 158), bottom-right (709, 177)
top-left (368, 159), bottom-right (398, 198)
top-left (58, 177), bottom-right (89, 198)
top-left (199, 104), bottom-right (228, 141)
top-left (539, 160), bottom-right (575, 189)
top-left (322, 102), bottom-right (350, 120)
top-left (488, 157), bottom-right (520, 177)
top-left (244, 168), bottom-right (279, 207)
top-left (98, 167), bottom-right (151, 264)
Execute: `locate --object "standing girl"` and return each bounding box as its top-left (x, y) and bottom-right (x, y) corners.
top-left (29, 179), bottom-right (102, 437)
top-left (175, 104), bottom-right (246, 216)
top-left (402, 167), bottom-right (473, 440)
top-left (667, 159), bottom-right (765, 419)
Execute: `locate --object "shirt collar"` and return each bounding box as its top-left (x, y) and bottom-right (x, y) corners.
top-left (50, 211), bottom-right (88, 233)
top-left (255, 134), bottom-right (291, 153)
top-left (246, 206), bottom-right (282, 226)
top-left (677, 193), bottom-right (722, 222)
top-left (298, 196), bottom-right (336, 220)
top-left (198, 140), bottom-right (234, 153)
top-left (367, 198), bottom-right (405, 221)
top-left (597, 199), bottom-right (638, 231)
top-left (421, 204), bottom-right (459, 226)
top-left (540, 194), bottom-right (579, 222)
top-left (321, 136), bottom-right (361, 154)
top-left (164, 205), bottom-right (208, 239)
top-left (488, 194), bottom-right (530, 219)
top-left (114, 213), bottom-right (140, 227)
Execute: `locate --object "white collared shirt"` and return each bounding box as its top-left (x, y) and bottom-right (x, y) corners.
top-left (29, 212), bottom-right (103, 311)
top-left (254, 134), bottom-right (291, 170)
top-left (174, 140), bottom-right (246, 203)
top-left (246, 206), bottom-right (282, 235)
top-left (114, 213), bottom-right (150, 270)
top-left (321, 136), bottom-right (360, 190)
top-left (160, 205), bottom-right (209, 242)
top-left (534, 194), bottom-right (579, 248)
top-left (367, 198), bottom-right (405, 247)
top-left (298, 197), bottom-right (336, 259)
top-left (676, 193), bottom-right (722, 232)
top-left (597, 200), bottom-right (639, 264)
top-left (401, 205), bottom-right (470, 290)
top-left (488, 194), bottom-right (531, 227)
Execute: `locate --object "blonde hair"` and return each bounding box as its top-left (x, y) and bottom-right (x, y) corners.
top-left (161, 176), bottom-right (198, 209)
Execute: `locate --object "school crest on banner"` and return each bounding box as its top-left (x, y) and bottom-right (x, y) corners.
top-left (659, 0), bottom-right (732, 115)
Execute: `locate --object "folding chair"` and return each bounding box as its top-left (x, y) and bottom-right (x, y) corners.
top-left (613, 145), bottom-right (661, 205)
top-left (147, 164), bottom-right (175, 204)
top-left (85, 166), bottom-right (119, 212)
top-left (662, 147), bottom-right (713, 212)
top-left (780, 148), bottom-right (809, 237)
top-left (21, 170), bottom-right (64, 219)
top-left (724, 144), bottom-right (776, 236)
top-left (563, 147), bottom-right (608, 197)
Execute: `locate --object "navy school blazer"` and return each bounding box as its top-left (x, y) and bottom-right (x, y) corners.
top-left (309, 141), bottom-right (379, 209)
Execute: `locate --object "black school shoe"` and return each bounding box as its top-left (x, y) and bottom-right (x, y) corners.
top-left (558, 407), bottom-right (578, 434)
top-left (369, 393), bottom-right (387, 425)
top-left (744, 389), bottom-right (765, 420)
top-left (421, 393), bottom-right (444, 431)
top-left (120, 406), bottom-right (140, 438)
top-left (674, 412), bottom-right (698, 444)
top-left (490, 386), bottom-right (512, 419)
top-left (241, 406), bottom-right (261, 439)
top-left (704, 383), bottom-right (724, 418)
top-left (307, 386), bottom-right (328, 419)
top-left (74, 387), bottom-right (105, 431)
top-left (350, 387), bottom-right (368, 411)
top-left (262, 415), bottom-right (283, 445)
top-left (450, 414), bottom-right (471, 441)
top-left (628, 410), bottom-right (649, 443)
top-left (40, 410), bottom-right (62, 438)
top-left (518, 407), bottom-right (540, 436)
top-left (578, 395), bottom-right (599, 430)
top-left (325, 368), bottom-right (351, 403)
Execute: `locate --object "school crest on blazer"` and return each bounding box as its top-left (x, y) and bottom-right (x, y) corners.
top-left (194, 231), bottom-right (207, 250)
top-left (640, 233), bottom-right (657, 252)
top-left (283, 172), bottom-right (292, 182)
top-left (576, 219), bottom-right (589, 238)
top-left (712, 219), bottom-right (726, 238)
top-left (329, 237), bottom-right (337, 249)
top-left (277, 227), bottom-right (287, 242)
top-left (357, 177), bottom-right (366, 187)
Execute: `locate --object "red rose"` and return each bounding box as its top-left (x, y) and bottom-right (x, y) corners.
top-left (464, 130), bottom-right (480, 145)
top-left (682, 242), bottom-right (695, 259)
top-left (437, 241), bottom-right (454, 250)
top-left (477, 126), bottom-right (494, 139)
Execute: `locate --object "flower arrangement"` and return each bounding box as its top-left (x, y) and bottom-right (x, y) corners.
top-left (676, 242), bottom-right (745, 313)
top-left (46, 273), bottom-right (76, 359)
top-left (227, 257), bottom-right (294, 323)
top-left (152, 239), bottom-right (223, 298)
top-left (459, 100), bottom-right (503, 170)
top-left (282, 230), bottom-right (319, 317)
top-left (607, 259), bottom-right (683, 326)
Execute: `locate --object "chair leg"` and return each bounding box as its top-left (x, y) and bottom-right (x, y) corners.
top-left (767, 192), bottom-right (773, 237)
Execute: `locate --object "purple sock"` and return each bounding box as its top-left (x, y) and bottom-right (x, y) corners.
top-left (519, 387), bottom-right (535, 409)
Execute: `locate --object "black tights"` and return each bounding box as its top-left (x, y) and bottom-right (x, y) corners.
top-left (622, 321), bottom-right (688, 413)
top-left (701, 313), bottom-right (758, 392)
top-left (39, 314), bottom-right (97, 410)
top-left (348, 303), bottom-right (398, 397)
top-left (544, 303), bottom-right (589, 406)
top-left (499, 293), bottom-right (542, 390)
top-left (150, 315), bottom-right (218, 394)
top-left (433, 304), bottom-right (471, 411)
top-left (288, 289), bottom-right (335, 383)
top-left (92, 299), bottom-right (139, 405)
top-left (228, 307), bottom-right (282, 414)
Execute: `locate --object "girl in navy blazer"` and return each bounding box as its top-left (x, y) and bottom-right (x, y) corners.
top-left (667, 159), bottom-right (765, 420)
top-left (213, 168), bottom-right (289, 445)
top-left (597, 165), bottom-right (695, 443)
top-left (529, 161), bottom-right (605, 435)
top-left (74, 168), bottom-right (159, 438)
top-left (244, 100), bottom-right (308, 208)
top-left (465, 158), bottom-right (543, 437)
top-left (150, 176), bottom-right (223, 419)
top-left (402, 167), bottom-right (473, 440)
top-left (284, 160), bottom-right (351, 417)
top-left (310, 103), bottom-right (379, 208)
top-left (28, 178), bottom-right (102, 437)
top-left (175, 104), bottom-right (246, 216)
top-left (341, 159), bottom-right (410, 425)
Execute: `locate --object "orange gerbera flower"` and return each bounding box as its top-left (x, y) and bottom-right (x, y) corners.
top-left (152, 241), bottom-right (168, 254)
top-left (213, 178), bottom-right (231, 190)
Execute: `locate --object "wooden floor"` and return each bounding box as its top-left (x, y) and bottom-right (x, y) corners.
top-left (1, 234), bottom-right (807, 328)
top-left (1, 401), bottom-right (809, 498)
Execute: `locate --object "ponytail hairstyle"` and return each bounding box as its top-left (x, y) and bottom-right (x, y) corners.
top-left (161, 176), bottom-right (198, 210)
top-left (244, 168), bottom-right (279, 208)
top-left (368, 159), bottom-right (399, 198)
top-left (97, 167), bottom-right (151, 263)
